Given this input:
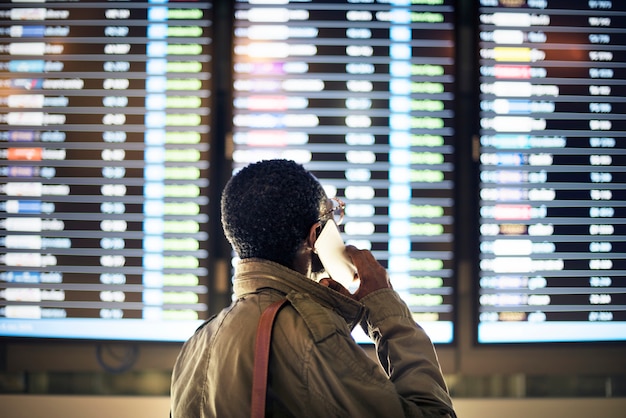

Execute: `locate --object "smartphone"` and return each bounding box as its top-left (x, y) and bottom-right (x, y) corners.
top-left (314, 219), bottom-right (358, 290)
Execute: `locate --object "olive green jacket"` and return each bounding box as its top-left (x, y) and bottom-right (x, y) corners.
top-left (170, 258), bottom-right (456, 417)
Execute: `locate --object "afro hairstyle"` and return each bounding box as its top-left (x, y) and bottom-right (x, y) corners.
top-left (221, 159), bottom-right (327, 268)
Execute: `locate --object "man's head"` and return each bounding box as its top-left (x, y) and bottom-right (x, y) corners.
top-left (221, 159), bottom-right (327, 269)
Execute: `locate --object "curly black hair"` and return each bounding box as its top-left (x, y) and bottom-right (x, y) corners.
top-left (221, 159), bottom-right (327, 268)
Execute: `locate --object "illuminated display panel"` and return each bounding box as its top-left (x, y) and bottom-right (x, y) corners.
top-left (477, 0), bottom-right (626, 343)
top-left (232, 0), bottom-right (456, 344)
top-left (0, 1), bottom-right (213, 342)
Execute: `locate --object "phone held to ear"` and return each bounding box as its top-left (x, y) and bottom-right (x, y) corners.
top-left (314, 220), bottom-right (358, 290)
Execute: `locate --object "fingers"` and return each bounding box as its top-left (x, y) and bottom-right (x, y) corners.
top-left (344, 245), bottom-right (392, 300)
top-left (345, 245), bottom-right (369, 265)
top-left (345, 246), bottom-right (386, 279)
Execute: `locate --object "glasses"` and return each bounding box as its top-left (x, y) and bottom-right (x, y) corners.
top-left (319, 197), bottom-right (346, 226)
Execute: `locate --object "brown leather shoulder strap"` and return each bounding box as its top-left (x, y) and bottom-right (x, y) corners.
top-left (251, 298), bottom-right (289, 418)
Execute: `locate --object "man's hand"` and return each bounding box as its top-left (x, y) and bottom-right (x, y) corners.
top-left (320, 245), bottom-right (392, 301)
top-left (346, 245), bottom-right (392, 300)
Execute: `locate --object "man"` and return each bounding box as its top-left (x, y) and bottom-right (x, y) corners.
top-left (170, 159), bottom-right (456, 417)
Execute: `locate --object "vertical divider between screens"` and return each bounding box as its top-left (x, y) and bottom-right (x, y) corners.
top-left (207, 0), bottom-right (236, 316)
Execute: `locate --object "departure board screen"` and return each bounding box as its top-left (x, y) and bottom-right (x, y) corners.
top-left (477, 0), bottom-right (626, 343)
top-left (232, 0), bottom-right (456, 344)
top-left (0, 1), bottom-right (213, 342)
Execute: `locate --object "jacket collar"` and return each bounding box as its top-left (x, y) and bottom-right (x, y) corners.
top-left (233, 258), bottom-right (365, 329)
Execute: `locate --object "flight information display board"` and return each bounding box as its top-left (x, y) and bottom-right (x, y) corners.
top-left (0, 1), bottom-right (213, 342)
top-left (477, 0), bottom-right (626, 343)
top-left (232, 0), bottom-right (456, 344)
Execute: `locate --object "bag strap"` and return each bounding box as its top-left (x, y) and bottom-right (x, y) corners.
top-left (251, 298), bottom-right (289, 418)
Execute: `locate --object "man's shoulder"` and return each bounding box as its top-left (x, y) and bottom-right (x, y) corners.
top-left (284, 291), bottom-right (353, 343)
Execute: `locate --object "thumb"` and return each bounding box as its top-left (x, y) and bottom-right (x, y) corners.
top-left (319, 277), bottom-right (354, 299)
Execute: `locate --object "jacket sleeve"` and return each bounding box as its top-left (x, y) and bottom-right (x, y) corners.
top-left (285, 289), bottom-right (456, 418)
top-left (360, 288), bottom-right (456, 417)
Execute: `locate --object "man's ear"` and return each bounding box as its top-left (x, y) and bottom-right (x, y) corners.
top-left (307, 222), bottom-right (321, 249)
